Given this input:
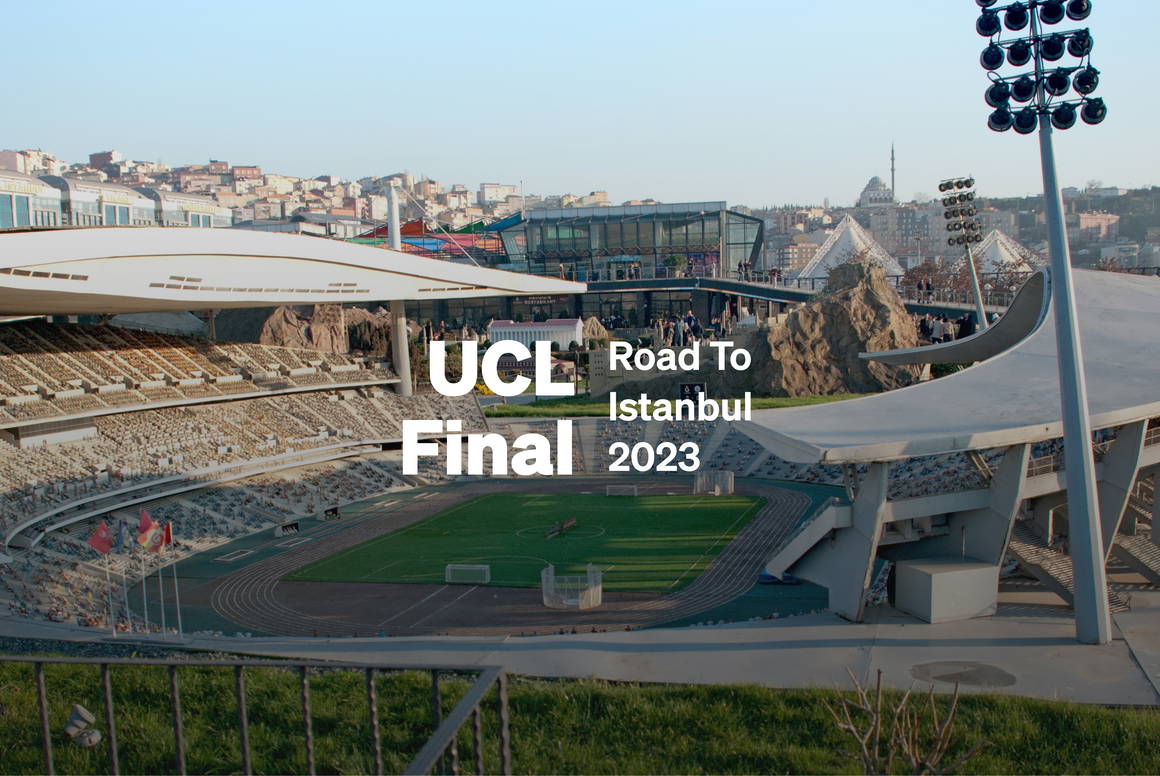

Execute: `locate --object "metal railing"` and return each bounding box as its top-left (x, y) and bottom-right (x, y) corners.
top-left (1, 655), bottom-right (511, 776)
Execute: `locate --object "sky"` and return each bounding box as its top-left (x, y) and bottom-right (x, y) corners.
top-left (3, 0), bottom-right (1158, 207)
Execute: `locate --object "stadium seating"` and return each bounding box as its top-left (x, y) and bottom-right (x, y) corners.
top-left (0, 322), bottom-right (396, 421)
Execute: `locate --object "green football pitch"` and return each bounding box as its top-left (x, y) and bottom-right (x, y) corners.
top-left (286, 493), bottom-right (765, 593)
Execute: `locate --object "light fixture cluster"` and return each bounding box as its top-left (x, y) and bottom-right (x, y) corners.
top-left (940, 178), bottom-right (983, 247)
top-left (976, 0), bottom-right (1104, 134)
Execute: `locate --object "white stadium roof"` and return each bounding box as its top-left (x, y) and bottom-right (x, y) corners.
top-left (794, 215), bottom-right (905, 279)
top-left (742, 268), bottom-right (1160, 464)
top-left (0, 227), bottom-right (585, 315)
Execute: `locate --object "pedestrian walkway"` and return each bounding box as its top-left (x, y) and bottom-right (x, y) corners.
top-left (4, 599), bottom-right (1158, 705)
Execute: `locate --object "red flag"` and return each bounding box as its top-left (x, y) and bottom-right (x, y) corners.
top-left (163, 523), bottom-right (173, 547)
top-left (87, 521), bottom-right (113, 555)
top-left (146, 526), bottom-right (165, 554)
top-left (137, 510), bottom-right (158, 549)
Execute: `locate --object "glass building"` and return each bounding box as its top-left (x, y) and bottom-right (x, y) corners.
top-left (493, 202), bottom-right (763, 281)
top-left (0, 171), bottom-right (63, 228)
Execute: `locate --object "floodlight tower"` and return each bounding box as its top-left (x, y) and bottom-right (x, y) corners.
top-left (938, 176), bottom-right (988, 327)
top-left (975, 0), bottom-right (1110, 644)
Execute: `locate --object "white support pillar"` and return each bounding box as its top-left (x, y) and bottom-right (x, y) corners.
top-left (390, 299), bottom-right (413, 397)
top-left (386, 183), bottom-right (402, 252)
top-left (1097, 421), bottom-right (1146, 561)
top-left (965, 444), bottom-right (1029, 564)
top-left (826, 461), bottom-right (890, 622)
top-left (385, 183), bottom-right (413, 397)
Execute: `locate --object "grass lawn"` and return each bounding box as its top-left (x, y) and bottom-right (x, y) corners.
top-left (285, 493), bottom-right (764, 592)
top-left (2, 661), bottom-right (1158, 775)
top-left (484, 393), bottom-right (868, 418)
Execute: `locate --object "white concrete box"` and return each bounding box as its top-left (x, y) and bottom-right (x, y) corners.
top-left (895, 558), bottom-right (998, 624)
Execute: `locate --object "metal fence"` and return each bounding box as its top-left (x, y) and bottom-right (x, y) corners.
top-left (2, 655), bottom-right (511, 776)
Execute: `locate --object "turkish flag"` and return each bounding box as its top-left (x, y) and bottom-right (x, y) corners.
top-left (163, 522), bottom-right (173, 547)
top-left (87, 521), bottom-right (113, 555)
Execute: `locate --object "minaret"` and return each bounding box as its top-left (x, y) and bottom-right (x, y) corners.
top-left (890, 143), bottom-right (896, 202)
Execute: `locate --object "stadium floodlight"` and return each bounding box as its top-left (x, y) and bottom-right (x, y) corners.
top-left (971, 0), bottom-right (1110, 645)
top-left (1039, 0), bottom-right (1065, 24)
top-left (1080, 96), bottom-right (1106, 124)
top-left (988, 107), bottom-right (1014, 131)
top-left (1073, 66), bottom-right (1099, 93)
top-left (1004, 2), bottom-right (1030, 30)
top-left (1040, 33), bottom-right (1066, 60)
top-left (1044, 69), bottom-right (1071, 95)
top-left (1007, 39), bottom-right (1033, 66)
top-left (1066, 0), bottom-right (1091, 21)
top-left (986, 81), bottom-right (1012, 107)
top-left (981, 43), bottom-right (1005, 70)
top-left (976, 9), bottom-right (1001, 36)
top-left (1051, 102), bottom-right (1078, 129)
top-left (1010, 75), bottom-right (1037, 102)
top-left (939, 176), bottom-right (989, 329)
top-left (1013, 106), bottom-right (1039, 134)
top-left (1068, 29), bottom-right (1093, 57)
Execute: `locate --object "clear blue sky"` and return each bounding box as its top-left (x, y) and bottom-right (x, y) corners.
top-left (3, 0), bottom-right (1156, 207)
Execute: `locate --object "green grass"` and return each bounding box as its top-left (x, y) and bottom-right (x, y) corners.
top-left (483, 393), bottom-right (868, 418)
top-left (286, 493), bottom-right (764, 592)
top-left (2, 660), bottom-right (1158, 775)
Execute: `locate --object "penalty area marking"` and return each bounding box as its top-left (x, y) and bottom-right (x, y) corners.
top-left (275, 536), bottom-right (313, 548)
top-left (216, 549), bottom-right (255, 563)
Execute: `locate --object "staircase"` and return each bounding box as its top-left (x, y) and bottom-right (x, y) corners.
top-left (763, 499), bottom-right (845, 578)
top-left (1008, 521), bottom-right (1130, 612)
top-left (1111, 533), bottom-right (1160, 586)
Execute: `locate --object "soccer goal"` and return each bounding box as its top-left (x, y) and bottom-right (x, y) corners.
top-left (541, 564), bottom-right (603, 610)
top-left (694, 471), bottom-right (735, 496)
top-left (445, 564), bottom-right (491, 584)
top-left (605, 484), bottom-right (638, 497)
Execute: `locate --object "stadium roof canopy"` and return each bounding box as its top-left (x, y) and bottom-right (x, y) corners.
top-left (741, 268), bottom-right (1160, 464)
top-left (0, 227), bottom-right (585, 315)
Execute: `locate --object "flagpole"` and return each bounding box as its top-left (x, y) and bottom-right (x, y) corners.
top-left (103, 555), bottom-right (116, 639)
top-left (157, 556), bottom-right (167, 636)
top-left (120, 563), bottom-right (131, 633)
top-left (140, 546), bottom-right (150, 633)
top-left (170, 526), bottom-right (184, 639)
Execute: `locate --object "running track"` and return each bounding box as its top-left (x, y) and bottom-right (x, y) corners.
top-left (208, 477), bottom-right (811, 636)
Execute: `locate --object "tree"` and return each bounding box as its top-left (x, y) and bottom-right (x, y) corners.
top-left (663, 254), bottom-right (687, 277)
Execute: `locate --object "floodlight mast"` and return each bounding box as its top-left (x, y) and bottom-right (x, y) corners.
top-left (977, 0), bottom-right (1110, 644)
top-left (939, 177), bottom-right (988, 328)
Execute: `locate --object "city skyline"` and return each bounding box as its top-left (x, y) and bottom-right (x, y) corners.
top-left (3, 0), bottom-right (1158, 206)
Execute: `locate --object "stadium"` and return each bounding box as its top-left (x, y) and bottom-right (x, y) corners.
top-left (2, 225), bottom-right (1160, 774)
top-left (0, 226), bottom-right (1158, 641)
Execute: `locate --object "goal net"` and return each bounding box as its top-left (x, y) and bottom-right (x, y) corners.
top-left (445, 564), bottom-right (491, 584)
top-left (541, 564), bottom-right (603, 610)
top-left (694, 471), bottom-right (734, 496)
top-left (605, 484), bottom-right (638, 497)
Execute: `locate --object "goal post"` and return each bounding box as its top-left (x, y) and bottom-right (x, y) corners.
top-left (694, 471), bottom-right (734, 495)
top-left (445, 564), bottom-right (491, 584)
top-left (541, 564), bottom-right (603, 609)
top-left (605, 484), bottom-right (638, 497)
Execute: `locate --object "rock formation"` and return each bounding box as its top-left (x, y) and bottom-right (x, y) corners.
top-left (756, 262), bottom-right (919, 395)
top-left (593, 261), bottom-right (919, 398)
top-left (258, 304), bottom-right (394, 355)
